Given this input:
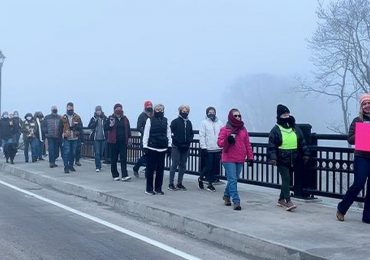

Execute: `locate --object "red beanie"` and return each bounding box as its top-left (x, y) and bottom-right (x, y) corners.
top-left (144, 101), bottom-right (153, 109)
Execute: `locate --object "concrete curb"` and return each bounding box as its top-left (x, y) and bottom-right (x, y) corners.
top-left (0, 163), bottom-right (326, 260)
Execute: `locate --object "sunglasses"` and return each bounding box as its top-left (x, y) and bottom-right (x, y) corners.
top-left (233, 114), bottom-right (241, 118)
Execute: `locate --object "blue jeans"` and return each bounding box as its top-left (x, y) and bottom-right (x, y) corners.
top-left (94, 140), bottom-right (105, 169)
top-left (223, 162), bottom-right (243, 204)
top-left (75, 139), bottom-right (82, 162)
top-left (338, 156), bottom-right (370, 222)
top-left (62, 140), bottom-right (77, 168)
top-left (36, 139), bottom-right (44, 159)
top-left (24, 137), bottom-right (38, 162)
top-left (47, 137), bottom-right (60, 164)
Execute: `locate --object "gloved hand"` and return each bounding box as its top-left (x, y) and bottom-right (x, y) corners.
top-left (247, 159), bottom-right (253, 167)
top-left (227, 135), bottom-right (235, 144)
top-left (166, 147), bottom-right (172, 157)
top-left (268, 160), bottom-right (277, 166)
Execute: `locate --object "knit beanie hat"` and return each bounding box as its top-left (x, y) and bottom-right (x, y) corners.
top-left (67, 102), bottom-right (74, 107)
top-left (95, 105), bottom-right (102, 112)
top-left (277, 104), bottom-right (290, 118)
top-left (144, 101), bottom-right (153, 109)
top-left (206, 106), bottom-right (216, 115)
top-left (114, 103), bottom-right (122, 110)
top-left (360, 93), bottom-right (370, 106)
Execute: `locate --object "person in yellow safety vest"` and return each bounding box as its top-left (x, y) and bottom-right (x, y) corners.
top-left (267, 104), bottom-right (310, 211)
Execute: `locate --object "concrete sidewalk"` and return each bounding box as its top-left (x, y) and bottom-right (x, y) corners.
top-left (0, 156), bottom-right (369, 260)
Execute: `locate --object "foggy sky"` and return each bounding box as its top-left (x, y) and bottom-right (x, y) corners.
top-left (0, 0), bottom-right (319, 130)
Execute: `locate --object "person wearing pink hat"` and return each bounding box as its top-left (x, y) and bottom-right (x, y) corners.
top-left (337, 93), bottom-right (370, 223)
top-left (133, 100), bottom-right (154, 177)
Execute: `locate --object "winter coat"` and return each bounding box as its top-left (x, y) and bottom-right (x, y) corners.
top-left (22, 119), bottom-right (38, 140)
top-left (170, 116), bottom-right (194, 150)
top-left (0, 118), bottom-right (16, 140)
top-left (43, 113), bottom-right (62, 139)
top-left (199, 117), bottom-right (223, 151)
top-left (217, 126), bottom-right (253, 163)
top-left (137, 111), bottom-right (151, 135)
top-left (88, 113), bottom-right (108, 141)
top-left (143, 117), bottom-right (172, 151)
top-left (60, 113), bottom-right (83, 141)
top-left (348, 115), bottom-right (370, 159)
top-left (267, 124), bottom-right (310, 167)
top-left (105, 115), bottom-right (131, 145)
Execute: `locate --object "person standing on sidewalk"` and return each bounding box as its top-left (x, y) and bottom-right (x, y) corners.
top-left (43, 106), bottom-right (62, 168)
top-left (0, 112), bottom-right (17, 164)
top-left (133, 100), bottom-right (154, 177)
top-left (12, 111), bottom-right (22, 148)
top-left (105, 103), bottom-right (132, 181)
top-left (61, 102), bottom-right (83, 174)
top-left (34, 111), bottom-right (46, 161)
top-left (22, 113), bottom-right (39, 163)
top-left (74, 130), bottom-right (83, 167)
top-left (337, 94), bottom-right (370, 223)
top-left (217, 108), bottom-right (253, 211)
top-left (267, 104), bottom-right (310, 211)
top-left (142, 104), bottom-right (172, 195)
top-left (198, 106), bottom-right (223, 192)
top-left (88, 105), bottom-right (108, 172)
top-left (168, 105), bottom-right (194, 191)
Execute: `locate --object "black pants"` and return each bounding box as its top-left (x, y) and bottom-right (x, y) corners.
top-left (200, 150), bottom-right (221, 184)
top-left (146, 149), bottom-right (166, 192)
top-left (133, 153), bottom-right (147, 172)
top-left (109, 142), bottom-right (128, 178)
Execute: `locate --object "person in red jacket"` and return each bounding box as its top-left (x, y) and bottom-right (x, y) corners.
top-left (217, 108), bottom-right (253, 210)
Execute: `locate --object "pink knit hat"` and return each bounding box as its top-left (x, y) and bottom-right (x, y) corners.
top-left (360, 93), bottom-right (370, 105)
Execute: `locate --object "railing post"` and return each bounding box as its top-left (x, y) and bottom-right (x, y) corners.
top-left (293, 124), bottom-right (317, 199)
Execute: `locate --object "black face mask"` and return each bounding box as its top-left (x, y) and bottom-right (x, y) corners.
top-left (154, 111), bottom-right (164, 118)
top-left (207, 114), bottom-right (216, 121)
top-left (180, 112), bottom-right (188, 119)
top-left (277, 116), bottom-right (295, 128)
top-left (67, 109), bottom-right (74, 116)
top-left (52, 109), bottom-right (58, 114)
top-left (145, 108), bottom-right (153, 113)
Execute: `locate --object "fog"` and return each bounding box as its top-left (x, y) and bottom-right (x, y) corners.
top-left (1, 0), bottom-right (339, 132)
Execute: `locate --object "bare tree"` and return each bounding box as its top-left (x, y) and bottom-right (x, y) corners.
top-left (299, 0), bottom-right (370, 134)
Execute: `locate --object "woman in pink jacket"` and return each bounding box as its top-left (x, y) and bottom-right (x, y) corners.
top-left (217, 109), bottom-right (254, 210)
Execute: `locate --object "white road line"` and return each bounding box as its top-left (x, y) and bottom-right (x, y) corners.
top-left (0, 180), bottom-right (202, 260)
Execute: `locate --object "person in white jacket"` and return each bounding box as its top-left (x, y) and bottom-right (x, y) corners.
top-left (198, 107), bottom-right (223, 191)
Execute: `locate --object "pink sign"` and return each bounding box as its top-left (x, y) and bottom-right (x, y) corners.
top-left (355, 122), bottom-right (370, 152)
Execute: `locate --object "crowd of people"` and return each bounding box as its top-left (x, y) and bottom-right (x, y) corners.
top-left (0, 94), bottom-right (369, 218)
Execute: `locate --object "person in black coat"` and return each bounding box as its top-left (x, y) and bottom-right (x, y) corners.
top-left (0, 112), bottom-right (17, 164)
top-left (267, 104), bottom-right (309, 211)
top-left (168, 105), bottom-right (194, 191)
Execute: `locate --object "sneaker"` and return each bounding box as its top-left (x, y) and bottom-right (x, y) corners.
top-left (233, 203), bottom-right (241, 210)
top-left (69, 166), bottom-right (76, 172)
top-left (176, 183), bottom-right (187, 191)
top-left (38, 157), bottom-right (45, 161)
top-left (121, 176), bottom-right (132, 182)
top-left (168, 184), bottom-right (177, 191)
top-left (155, 190), bottom-right (164, 195)
top-left (206, 184), bottom-right (216, 192)
top-left (223, 196), bottom-right (231, 206)
top-left (113, 177), bottom-right (121, 181)
top-left (133, 170), bottom-right (139, 178)
top-left (145, 190), bottom-right (155, 195)
top-left (96, 168), bottom-right (100, 172)
top-left (277, 199), bottom-right (288, 208)
top-left (64, 167), bottom-right (70, 174)
top-left (285, 201), bottom-right (297, 211)
top-left (10, 159), bottom-right (14, 164)
top-left (50, 164), bottom-right (55, 168)
top-left (75, 161), bottom-right (82, 166)
top-left (336, 211), bottom-right (345, 222)
top-left (198, 177), bottom-right (204, 190)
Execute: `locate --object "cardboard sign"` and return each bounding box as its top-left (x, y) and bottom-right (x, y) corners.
top-left (355, 122), bottom-right (370, 152)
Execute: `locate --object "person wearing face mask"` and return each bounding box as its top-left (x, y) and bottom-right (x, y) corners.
top-left (0, 112), bottom-right (17, 164)
top-left (21, 113), bottom-right (39, 163)
top-left (267, 104), bottom-right (309, 211)
top-left (60, 102), bottom-right (83, 173)
top-left (12, 111), bottom-right (22, 148)
top-left (198, 106), bottom-right (223, 192)
top-left (218, 109), bottom-right (254, 211)
top-left (34, 112), bottom-right (46, 161)
top-left (43, 106), bottom-right (62, 168)
top-left (142, 104), bottom-right (172, 195)
top-left (88, 105), bottom-right (108, 172)
top-left (337, 94), bottom-right (370, 223)
top-left (105, 103), bottom-right (132, 181)
top-left (133, 100), bottom-right (154, 177)
top-left (168, 105), bottom-right (194, 191)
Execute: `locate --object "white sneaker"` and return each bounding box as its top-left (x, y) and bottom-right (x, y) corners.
top-left (113, 177), bottom-right (121, 181)
top-left (121, 176), bottom-right (132, 182)
top-left (96, 169), bottom-right (100, 172)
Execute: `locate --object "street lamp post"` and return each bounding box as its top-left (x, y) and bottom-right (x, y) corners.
top-left (0, 51), bottom-right (5, 115)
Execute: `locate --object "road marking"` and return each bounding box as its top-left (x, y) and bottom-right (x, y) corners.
top-left (0, 180), bottom-right (202, 260)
